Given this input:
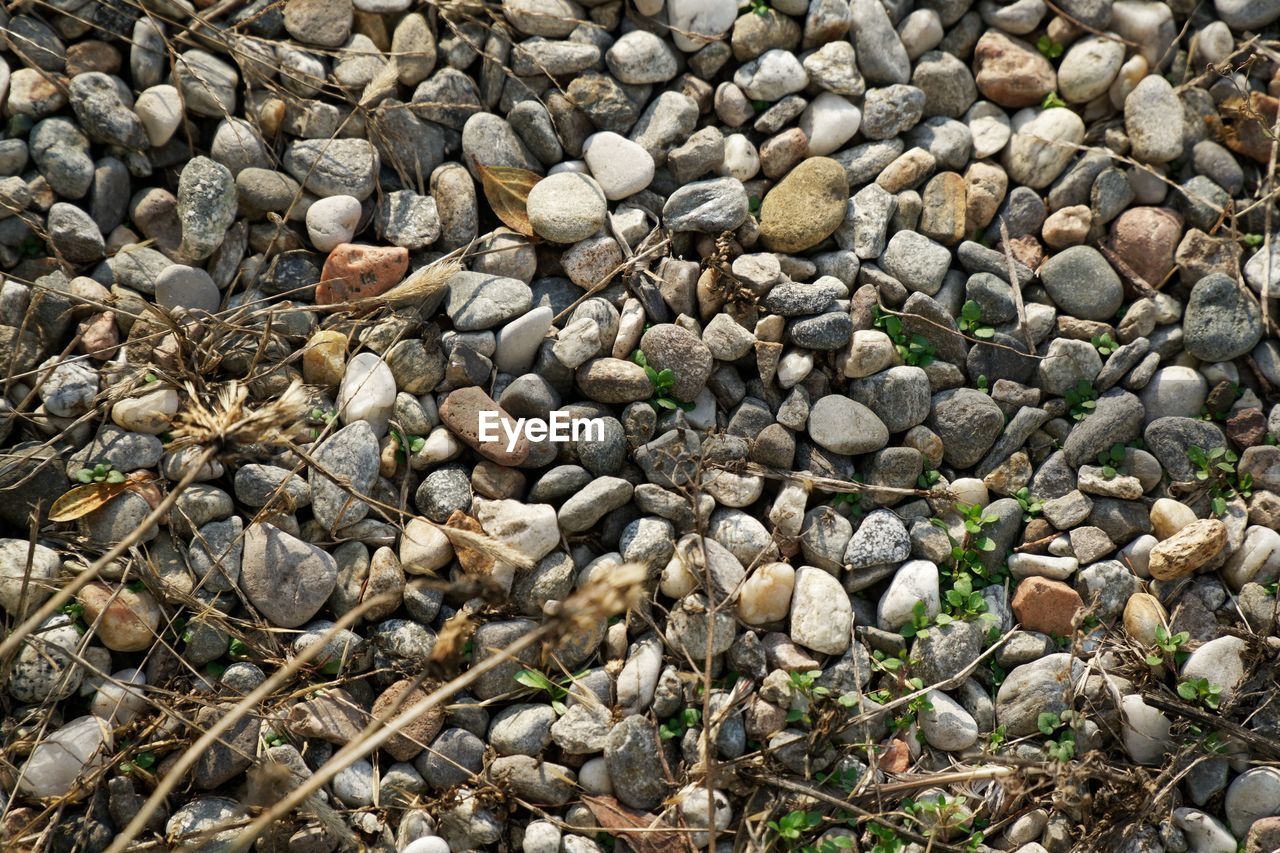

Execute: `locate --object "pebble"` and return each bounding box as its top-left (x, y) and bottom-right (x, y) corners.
top-left (1003, 107), bottom-right (1085, 189)
top-left (306, 195), bottom-right (363, 252)
top-left (995, 653), bottom-right (1083, 735)
top-left (1147, 519), bottom-right (1227, 580)
top-left (318, 243), bottom-right (409, 305)
top-left (582, 133), bottom-right (655, 201)
top-left (919, 690), bottom-right (979, 751)
top-left (758, 157), bottom-right (849, 253)
top-left (240, 524), bottom-right (338, 627)
top-left (446, 272), bottom-right (533, 332)
top-left (1121, 694), bottom-right (1172, 765)
top-left (77, 581), bottom-right (160, 652)
top-left (789, 566), bottom-right (851, 654)
top-left (662, 176), bottom-right (749, 233)
top-left (18, 716), bottom-right (113, 798)
top-left (1058, 36), bottom-right (1125, 104)
top-left (807, 395), bottom-right (889, 455)
top-left (849, 0), bottom-right (911, 85)
top-left (974, 32), bottom-right (1055, 108)
top-left (1125, 75), bottom-right (1184, 164)
top-left (337, 352), bottom-right (397, 436)
top-left (1181, 635), bottom-right (1247, 704)
top-left (1039, 245), bottom-right (1124, 321)
top-left (176, 156), bottom-right (237, 261)
top-left (877, 560), bottom-right (939, 631)
top-left (1183, 273), bottom-right (1264, 363)
top-left (525, 173), bottom-right (607, 243)
top-left (155, 264), bottom-right (220, 313)
top-left (0, 539), bottom-right (60, 614)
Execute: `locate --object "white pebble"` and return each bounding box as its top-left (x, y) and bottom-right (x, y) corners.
top-left (306, 195), bottom-right (362, 252)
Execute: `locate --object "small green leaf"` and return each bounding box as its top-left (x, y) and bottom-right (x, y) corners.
top-left (515, 669), bottom-right (556, 692)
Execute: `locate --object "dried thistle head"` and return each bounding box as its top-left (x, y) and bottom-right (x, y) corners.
top-left (168, 380), bottom-right (311, 454)
top-left (550, 562), bottom-right (647, 636)
top-left (439, 521), bottom-right (536, 573)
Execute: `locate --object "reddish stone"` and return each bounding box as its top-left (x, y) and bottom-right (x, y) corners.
top-left (446, 509), bottom-right (495, 576)
top-left (65, 41), bottom-right (121, 76)
top-left (438, 386), bottom-right (530, 466)
top-left (1108, 207), bottom-right (1183, 288)
top-left (1225, 92), bottom-right (1278, 165)
top-left (372, 679), bottom-right (444, 761)
top-left (78, 311), bottom-right (119, 361)
top-left (759, 128), bottom-right (810, 180)
top-left (879, 738), bottom-right (911, 773)
top-left (317, 243), bottom-right (409, 305)
top-left (1246, 815), bottom-right (1280, 853)
top-left (1006, 234), bottom-right (1043, 270)
top-left (973, 31), bottom-right (1056, 108)
top-left (1011, 577), bottom-right (1083, 636)
top-left (1227, 408), bottom-right (1268, 449)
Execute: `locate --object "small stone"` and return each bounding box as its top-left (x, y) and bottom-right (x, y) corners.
top-left (1010, 576), bottom-right (1082, 635)
top-left (663, 176), bottom-right (750, 233)
top-left (376, 191), bottom-right (440, 251)
top-left (306, 195), bottom-right (362, 252)
top-left (17, 716), bottom-right (112, 798)
top-left (446, 271), bottom-right (533, 332)
top-left (1124, 75), bottom-right (1183, 164)
top-left (919, 689), bottom-right (979, 751)
top-left (0, 539), bottom-right (60, 614)
top-left (284, 0), bottom-right (353, 46)
top-left (737, 562), bottom-right (795, 625)
top-left (789, 566), bottom-right (851, 654)
top-left (974, 32), bottom-right (1055, 108)
top-left (241, 524), bottom-right (338, 627)
top-left (807, 395), bottom-right (889, 455)
top-left (1183, 273), bottom-right (1264, 363)
top-left (877, 560), bottom-right (940, 631)
top-left (337, 352), bottom-right (397, 436)
top-left (1147, 519), bottom-right (1228, 580)
top-left (526, 173), bottom-right (607, 243)
top-left (77, 581), bottom-right (160, 652)
top-left (1003, 107), bottom-right (1085, 189)
top-left (155, 265), bottom-right (220, 313)
top-left (318, 243), bottom-right (409, 305)
top-left (176, 156), bottom-right (237, 261)
top-left (880, 230), bottom-right (951, 295)
top-left (1039, 245), bottom-right (1124, 321)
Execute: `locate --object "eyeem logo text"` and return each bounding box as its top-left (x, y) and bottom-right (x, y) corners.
top-left (477, 411), bottom-right (605, 452)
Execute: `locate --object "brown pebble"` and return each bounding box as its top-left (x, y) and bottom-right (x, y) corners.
top-left (317, 243), bottom-right (409, 305)
top-left (1011, 576), bottom-right (1083, 636)
top-left (1147, 518), bottom-right (1227, 581)
top-left (438, 386), bottom-right (530, 466)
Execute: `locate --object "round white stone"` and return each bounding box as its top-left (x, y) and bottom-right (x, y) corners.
top-left (336, 352), bottom-right (397, 436)
top-left (799, 92), bottom-right (861, 156)
top-left (582, 132), bottom-right (656, 201)
top-left (306, 194), bottom-right (362, 252)
top-left (135, 84), bottom-right (183, 147)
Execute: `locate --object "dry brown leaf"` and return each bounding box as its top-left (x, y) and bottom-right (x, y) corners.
top-left (427, 610), bottom-right (475, 677)
top-left (476, 164), bottom-right (540, 237)
top-left (581, 796), bottom-right (693, 853)
top-left (49, 482), bottom-right (134, 522)
top-left (445, 510), bottom-right (497, 576)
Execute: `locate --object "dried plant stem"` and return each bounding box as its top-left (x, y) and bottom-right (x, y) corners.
top-left (999, 218), bottom-right (1036, 356)
top-left (105, 593), bottom-right (396, 853)
top-left (0, 446), bottom-right (217, 663)
top-left (224, 624), bottom-right (556, 853)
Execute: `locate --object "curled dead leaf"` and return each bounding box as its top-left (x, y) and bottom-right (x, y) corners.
top-left (581, 795), bottom-right (693, 853)
top-left (49, 472), bottom-right (162, 523)
top-left (476, 164), bottom-right (540, 238)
